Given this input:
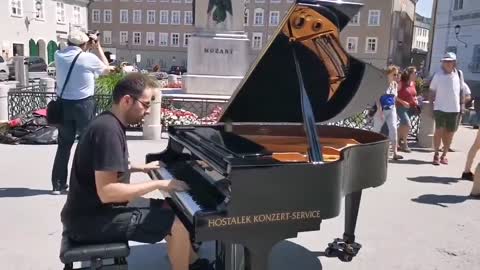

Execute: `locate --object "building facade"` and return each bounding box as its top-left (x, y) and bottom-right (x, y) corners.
top-left (88, 0), bottom-right (416, 71)
top-left (430, 0), bottom-right (480, 92)
top-left (0, 0), bottom-right (89, 64)
top-left (412, 13), bottom-right (431, 52)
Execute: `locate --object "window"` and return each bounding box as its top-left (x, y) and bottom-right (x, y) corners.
top-left (269, 11), bottom-right (280, 26)
top-left (73, 6), bottom-right (82, 25)
top-left (56, 2), bottom-right (65, 23)
top-left (185, 0), bottom-right (192, 3)
top-left (184, 33), bottom-right (191, 47)
top-left (103, 31), bottom-right (112, 44)
top-left (104, 10), bottom-right (112, 23)
top-left (159, 32), bottom-right (168, 46)
top-left (471, 45), bottom-right (480, 73)
top-left (147, 10), bottom-right (156, 24)
top-left (120, 9), bottom-right (128, 23)
top-left (244, 9), bottom-right (249, 26)
top-left (366, 37), bottom-right (378, 53)
top-left (172, 0), bottom-right (181, 2)
top-left (10, 0), bottom-right (23, 16)
top-left (184, 11), bottom-right (193, 25)
top-left (454, 0), bottom-right (463, 10)
top-left (133, 32), bottom-right (141, 45)
top-left (171, 10), bottom-right (180, 24)
top-left (160, 10), bottom-right (169, 24)
top-left (133, 10), bottom-right (142, 24)
top-left (349, 12), bottom-right (360, 25)
top-left (146, 32), bottom-right (155, 46)
top-left (92, 9), bottom-right (100, 23)
top-left (255, 0), bottom-right (265, 3)
top-left (35, 0), bottom-right (45, 20)
top-left (368, 10), bottom-right (380, 26)
top-left (346, 37), bottom-right (358, 53)
top-left (254, 8), bottom-right (264, 26)
top-left (252, 32), bottom-right (263, 50)
top-left (171, 33), bottom-right (180, 47)
top-left (120, 31), bottom-right (128, 45)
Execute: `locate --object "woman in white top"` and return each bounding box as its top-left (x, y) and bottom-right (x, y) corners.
top-left (373, 65), bottom-right (403, 160)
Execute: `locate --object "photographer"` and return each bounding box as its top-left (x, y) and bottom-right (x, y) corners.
top-left (51, 30), bottom-right (110, 194)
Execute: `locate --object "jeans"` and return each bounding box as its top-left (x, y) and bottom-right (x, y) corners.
top-left (373, 108), bottom-right (398, 146)
top-left (51, 97), bottom-right (95, 190)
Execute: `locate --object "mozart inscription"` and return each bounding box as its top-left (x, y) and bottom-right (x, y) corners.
top-left (207, 210), bottom-right (321, 228)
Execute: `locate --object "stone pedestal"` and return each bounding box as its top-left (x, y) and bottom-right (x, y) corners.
top-left (183, 0), bottom-right (249, 95)
top-left (417, 101), bottom-right (435, 148)
top-left (143, 89), bottom-right (162, 140)
top-left (0, 84), bottom-right (8, 123)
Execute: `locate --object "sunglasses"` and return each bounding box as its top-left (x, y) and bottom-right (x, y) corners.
top-left (132, 96), bottom-right (151, 109)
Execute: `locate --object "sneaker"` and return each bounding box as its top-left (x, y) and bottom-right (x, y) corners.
top-left (433, 154), bottom-right (440, 166)
top-left (52, 184), bottom-right (69, 195)
top-left (190, 259), bottom-right (213, 270)
top-left (440, 156), bottom-right (449, 165)
top-left (461, 172), bottom-right (474, 181)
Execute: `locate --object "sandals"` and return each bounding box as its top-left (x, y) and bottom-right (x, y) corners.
top-left (433, 153), bottom-right (440, 166)
top-left (393, 154), bottom-right (404, 160)
top-left (440, 156), bottom-right (449, 165)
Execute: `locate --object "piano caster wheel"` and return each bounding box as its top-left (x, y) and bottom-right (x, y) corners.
top-left (342, 253), bottom-right (353, 262)
top-left (326, 238), bottom-right (361, 262)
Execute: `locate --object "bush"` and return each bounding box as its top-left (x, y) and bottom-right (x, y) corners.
top-left (95, 72), bottom-right (125, 95)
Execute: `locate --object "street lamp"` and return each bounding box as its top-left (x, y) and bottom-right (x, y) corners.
top-left (25, 0), bottom-right (43, 27)
top-left (454, 24), bottom-right (468, 48)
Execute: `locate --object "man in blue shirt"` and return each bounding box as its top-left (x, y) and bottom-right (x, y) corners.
top-left (51, 30), bottom-right (110, 194)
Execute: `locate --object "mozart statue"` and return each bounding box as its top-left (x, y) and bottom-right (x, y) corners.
top-left (207, 0), bottom-right (234, 31)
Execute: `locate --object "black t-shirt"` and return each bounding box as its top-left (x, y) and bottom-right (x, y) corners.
top-left (61, 111), bottom-right (129, 220)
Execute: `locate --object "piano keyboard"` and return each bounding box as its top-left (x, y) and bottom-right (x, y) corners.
top-left (153, 167), bottom-right (202, 221)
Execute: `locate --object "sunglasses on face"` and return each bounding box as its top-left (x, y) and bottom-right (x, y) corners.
top-left (132, 96), bottom-right (151, 109)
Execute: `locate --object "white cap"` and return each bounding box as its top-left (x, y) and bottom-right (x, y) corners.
top-left (441, 52), bottom-right (457, 62)
top-left (68, 30), bottom-right (89, 45)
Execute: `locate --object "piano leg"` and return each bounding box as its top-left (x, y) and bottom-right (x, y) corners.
top-left (325, 191), bottom-right (363, 262)
top-left (215, 241), bottom-right (245, 270)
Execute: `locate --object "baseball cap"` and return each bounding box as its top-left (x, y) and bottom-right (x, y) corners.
top-left (68, 30), bottom-right (89, 45)
top-left (441, 52), bottom-right (457, 62)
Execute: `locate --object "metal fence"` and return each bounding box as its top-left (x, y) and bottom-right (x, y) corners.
top-left (7, 86), bottom-right (420, 139)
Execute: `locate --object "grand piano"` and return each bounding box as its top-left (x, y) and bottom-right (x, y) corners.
top-left (146, 1), bottom-right (390, 269)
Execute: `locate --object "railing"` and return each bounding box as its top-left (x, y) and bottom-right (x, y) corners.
top-left (7, 87), bottom-right (420, 139)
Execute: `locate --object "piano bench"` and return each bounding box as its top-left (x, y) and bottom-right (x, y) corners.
top-left (60, 235), bottom-right (130, 270)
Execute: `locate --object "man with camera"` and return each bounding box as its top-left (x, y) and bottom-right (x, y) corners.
top-left (51, 30), bottom-right (111, 194)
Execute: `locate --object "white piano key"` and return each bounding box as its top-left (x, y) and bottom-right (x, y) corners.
top-left (156, 167), bottom-right (201, 217)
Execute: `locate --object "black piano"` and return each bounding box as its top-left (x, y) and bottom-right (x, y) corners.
top-left (147, 1), bottom-right (390, 269)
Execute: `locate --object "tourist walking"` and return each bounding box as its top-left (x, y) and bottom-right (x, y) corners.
top-left (396, 66), bottom-right (419, 152)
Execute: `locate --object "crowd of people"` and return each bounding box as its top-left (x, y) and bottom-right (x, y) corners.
top-left (374, 52), bottom-right (478, 197)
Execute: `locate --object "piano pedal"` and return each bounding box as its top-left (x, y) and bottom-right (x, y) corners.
top-left (192, 241), bottom-right (202, 253)
top-left (325, 238), bottom-right (362, 262)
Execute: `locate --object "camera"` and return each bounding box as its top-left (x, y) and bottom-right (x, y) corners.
top-left (87, 30), bottom-right (100, 42)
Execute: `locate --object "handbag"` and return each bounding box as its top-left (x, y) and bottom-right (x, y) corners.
top-left (46, 52), bottom-right (82, 126)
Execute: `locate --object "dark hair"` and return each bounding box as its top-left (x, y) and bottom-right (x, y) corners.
top-left (401, 66), bottom-right (416, 83)
top-left (112, 73), bottom-right (158, 104)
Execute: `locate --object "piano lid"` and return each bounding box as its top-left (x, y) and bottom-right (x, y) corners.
top-left (218, 0), bottom-right (388, 124)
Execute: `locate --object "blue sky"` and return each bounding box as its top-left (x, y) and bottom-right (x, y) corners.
top-left (416, 0), bottom-right (433, 18)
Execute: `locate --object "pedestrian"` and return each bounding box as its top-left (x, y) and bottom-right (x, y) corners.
top-left (373, 65), bottom-right (403, 160)
top-left (428, 52), bottom-right (466, 165)
top-left (396, 66), bottom-right (419, 152)
top-left (60, 73), bottom-right (212, 270)
top-left (461, 128), bottom-right (480, 181)
top-left (51, 30), bottom-right (110, 194)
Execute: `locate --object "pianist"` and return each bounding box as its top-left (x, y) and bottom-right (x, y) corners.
top-left (60, 73), bottom-right (212, 270)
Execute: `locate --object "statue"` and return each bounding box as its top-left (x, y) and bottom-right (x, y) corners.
top-left (207, 0), bottom-right (233, 31)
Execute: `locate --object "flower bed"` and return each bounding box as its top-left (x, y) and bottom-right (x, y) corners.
top-left (161, 105), bottom-right (223, 127)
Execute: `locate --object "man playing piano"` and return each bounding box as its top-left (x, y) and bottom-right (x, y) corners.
top-left (60, 73), bottom-right (212, 270)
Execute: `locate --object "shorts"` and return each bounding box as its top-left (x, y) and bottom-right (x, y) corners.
top-left (397, 106), bottom-right (412, 127)
top-left (434, 110), bottom-right (460, 132)
top-left (63, 198), bottom-right (175, 245)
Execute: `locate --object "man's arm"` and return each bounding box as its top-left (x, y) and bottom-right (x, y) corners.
top-left (87, 39), bottom-right (111, 75)
top-left (95, 171), bottom-right (188, 204)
